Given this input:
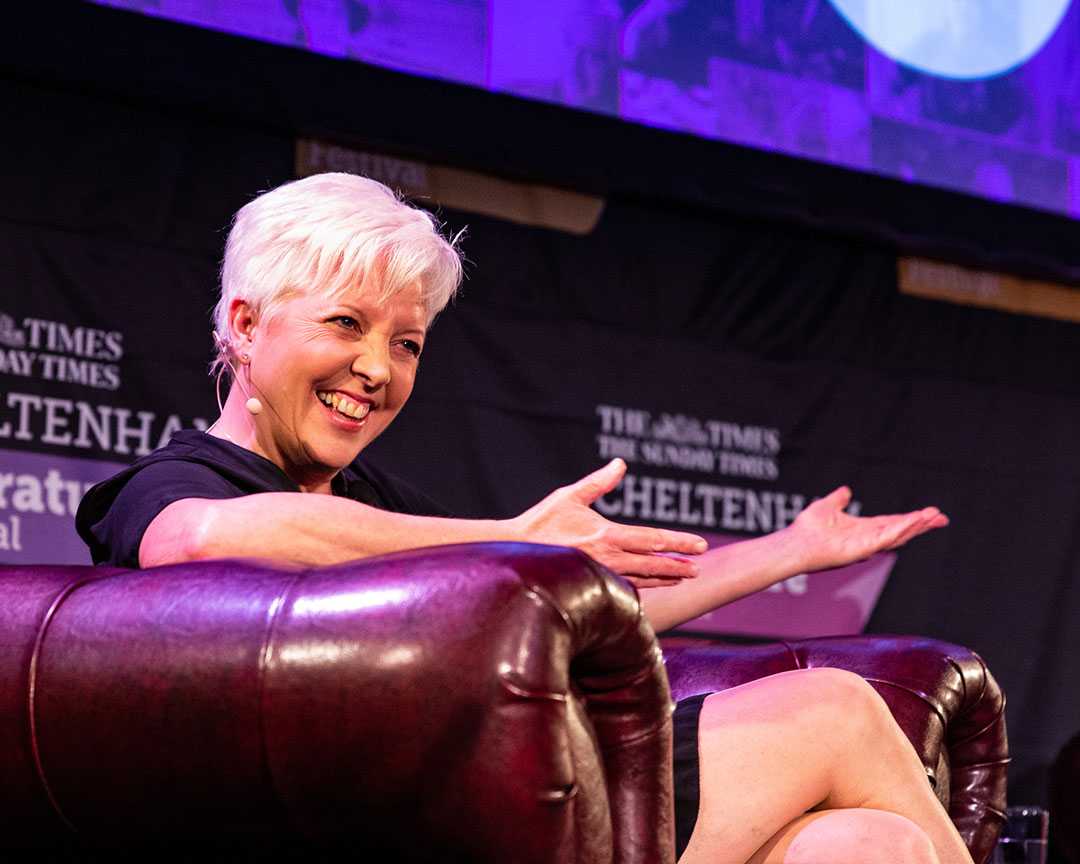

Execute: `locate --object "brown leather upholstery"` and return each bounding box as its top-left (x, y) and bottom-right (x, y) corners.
top-left (0, 545), bottom-right (1008, 862)
top-left (664, 637), bottom-right (1009, 864)
top-left (0, 544), bottom-right (673, 862)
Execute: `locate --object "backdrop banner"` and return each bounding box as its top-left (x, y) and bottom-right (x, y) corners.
top-left (2, 80), bottom-right (1079, 803)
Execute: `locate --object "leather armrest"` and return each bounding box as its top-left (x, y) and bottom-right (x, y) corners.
top-left (0, 545), bottom-right (674, 863)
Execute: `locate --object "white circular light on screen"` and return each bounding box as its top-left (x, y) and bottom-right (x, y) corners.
top-left (827, 0), bottom-right (1072, 79)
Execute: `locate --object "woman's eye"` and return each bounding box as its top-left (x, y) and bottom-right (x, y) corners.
top-left (332, 316), bottom-right (360, 331)
top-left (399, 339), bottom-right (422, 358)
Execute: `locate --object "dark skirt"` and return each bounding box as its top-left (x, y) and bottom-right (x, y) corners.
top-left (672, 693), bottom-right (710, 858)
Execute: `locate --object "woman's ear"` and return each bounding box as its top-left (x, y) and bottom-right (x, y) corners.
top-left (228, 299), bottom-right (257, 354)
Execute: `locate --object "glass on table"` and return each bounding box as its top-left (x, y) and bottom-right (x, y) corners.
top-left (991, 806), bottom-right (1049, 864)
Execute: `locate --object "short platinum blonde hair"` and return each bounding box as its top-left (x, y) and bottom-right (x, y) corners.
top-left (213, 172), bottom-right (463, 370)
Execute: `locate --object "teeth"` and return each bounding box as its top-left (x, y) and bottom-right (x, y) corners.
top-left (317, 391), bottom-right (370, 422)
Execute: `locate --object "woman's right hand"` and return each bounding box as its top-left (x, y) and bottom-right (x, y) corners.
top-left (509, 459), bottom-right (707, 585)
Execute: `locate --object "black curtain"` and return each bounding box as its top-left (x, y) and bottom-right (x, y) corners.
top-left (3, 4), bottom-right (1080, 807)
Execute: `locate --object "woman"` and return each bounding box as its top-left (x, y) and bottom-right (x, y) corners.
top-left (76, 172), bottom-right (969, 864)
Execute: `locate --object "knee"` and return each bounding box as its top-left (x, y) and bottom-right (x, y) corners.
top-left (864, 812), bottom-right (941, 859)
top-left (798, 667), bottom-right (895, 737)
top-left (788, 810), bottom-right (939, 864)
top-left (860, 812), bottom-right (940, 864)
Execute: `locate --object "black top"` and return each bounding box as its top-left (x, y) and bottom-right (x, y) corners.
top-left (75, 430), bottom-right (449, 568)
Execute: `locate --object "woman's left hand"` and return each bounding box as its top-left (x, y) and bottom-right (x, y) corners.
top-left (787, 486), bottom-right (949, 573)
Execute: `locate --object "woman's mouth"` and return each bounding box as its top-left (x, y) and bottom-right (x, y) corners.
top-left (315, 390), bottom-right (371, 424)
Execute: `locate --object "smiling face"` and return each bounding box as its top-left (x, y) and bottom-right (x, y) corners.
top-left (234, 283), bottom-right (427, 488)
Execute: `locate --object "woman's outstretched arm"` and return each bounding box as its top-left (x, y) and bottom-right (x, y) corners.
top-left (140, 458), bottom-right (709, 579)
top-left (639, 486), bottom-right (948, 633)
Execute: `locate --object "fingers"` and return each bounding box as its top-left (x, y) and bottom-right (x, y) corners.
top-left (877, 514), bottom-right (919, 550)
top-left (608, 523), bottom-right (708, 555)
top-left (880, 507), bottom-right (949, 551)
top-left (624, 576), bottom-right (683, 589)
top-left (889, 507), bottom-right (948, 549)
top-left (566, 458), bottom-right (628, 505)
top-left (925, 507), bottom-right (950, 528)
top-left (603, 550), bottom-right (699, 581)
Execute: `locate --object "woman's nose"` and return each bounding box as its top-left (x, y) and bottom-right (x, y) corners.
top-left (351, 343), bottom-right (392, 390)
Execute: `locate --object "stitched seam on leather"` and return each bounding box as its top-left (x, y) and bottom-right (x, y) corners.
top-left (950, 707), bottom-right (1007, 749)
top-left (27, 577), bottom-right (94, 834)
top-left (524, 576), bottom-right (657, 700)
top-left (520, 580), bottom-right (575, 636)
top-left (593, 717), bottom-right (671, 751)
top-left (863, 677), bottom-right (950, 728)
top-left (955, 756), bottom-right (1011, 769)
top-left (950, 717), bottom-right (1006, 756)
top-left (582, 554), bottom-right (641, 652)
top-left (499, 674), bottom-right (569, 702)
top-left (537, 783), bottom-right (579, 804)
top-left (537, 561), bottom-right (670, 745)
top-left (956, 655), bottom-right (975, 706)
top-left (948, 655), bottom-right (973, 726)
top-left (948, 656), bottom-right (1006, 748)
top-left (255, 569), bottom-right (309, 819)
top-left (588, 555), bottom-right (640, 652)
top-left (596, 654), bottom-right (664, 691)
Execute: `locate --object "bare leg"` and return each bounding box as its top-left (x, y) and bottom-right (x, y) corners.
top-left (747, 809), bottom-right (940, 864)
top-left (677, 668), bottom-right (973, 864)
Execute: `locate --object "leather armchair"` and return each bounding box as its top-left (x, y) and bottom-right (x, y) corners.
top-left (0, 543), bottom-right (1007, 862)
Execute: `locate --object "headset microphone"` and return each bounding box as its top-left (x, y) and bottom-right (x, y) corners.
top-left (212, 329), bottom-right (264, 415)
